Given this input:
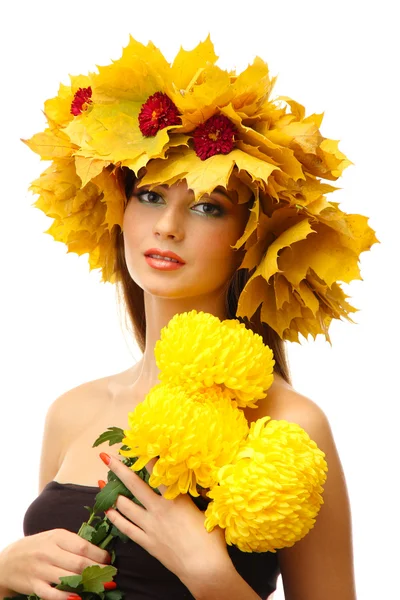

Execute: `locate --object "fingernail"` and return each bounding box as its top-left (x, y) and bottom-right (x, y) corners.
top-left (100, 452), bottom-right (111, 466)
top-left (98, 479), bottom-right (106, 489)
top-left (105, 553), bottom-right (112, 564)
top-left (104, 581), bottom-right (117, 590)
top-left (67, 595), bottom-right (81, 600)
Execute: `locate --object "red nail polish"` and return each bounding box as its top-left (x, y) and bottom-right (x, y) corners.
top-left (100, 452), bottom-right (111, 466)
top-left (67, 595), bottom-right (81, 600)
top-left (104, 581), bottom-right (117, 590)
top-left (98, 479), bottom-right (106, 489)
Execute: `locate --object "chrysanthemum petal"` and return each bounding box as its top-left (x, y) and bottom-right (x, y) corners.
top-left (154, 310), bottom-right (275, 408)
top-left (204, 416), bottom-right (328, 553)
top-left (119, 382), bottom-right (249, 498)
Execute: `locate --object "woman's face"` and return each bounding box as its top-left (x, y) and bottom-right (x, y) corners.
top-left (122, 178), bottom-right (250, 302)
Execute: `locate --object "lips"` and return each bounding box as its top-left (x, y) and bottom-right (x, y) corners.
top-left (144, 248), bottom-right (185, 264)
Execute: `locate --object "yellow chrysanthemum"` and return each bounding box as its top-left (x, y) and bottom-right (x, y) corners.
top-left (204, 416), bottom-right (328, 553)
top-left (155, 310), bottom-right (275, 408)
top-left (119, 382), bottom-right (249, 499)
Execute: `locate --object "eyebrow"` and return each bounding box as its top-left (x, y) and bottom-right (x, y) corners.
top-left (211, 187), bottom-right (233, 201)
top-left (135, 183), bottom-right (233, 202)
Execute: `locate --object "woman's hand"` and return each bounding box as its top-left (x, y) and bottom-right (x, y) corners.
top-left (0, 529), bottom-right (111, 600)
top-left (99, 453), bottom-right (233, 584)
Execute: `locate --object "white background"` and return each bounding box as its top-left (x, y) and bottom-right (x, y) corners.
top-left (1, 1), bottom-right (398, 598)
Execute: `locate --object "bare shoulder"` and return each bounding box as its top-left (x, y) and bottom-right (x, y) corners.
top-left (38, 377), bottom-right (104, 493)
top-left (48, 365), bottom-right (138, 418)
top-left (278, 381), bottom-right (330, 441)
top-left (38, 366), bottom-right (136, 493)
top-left (250, 376), bottom-right (357, 600)
top-left (244, 373), bottom-right (329, 434)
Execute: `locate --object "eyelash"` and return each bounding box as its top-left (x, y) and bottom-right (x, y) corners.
top-left (136, 191), bottom-right (224, 218)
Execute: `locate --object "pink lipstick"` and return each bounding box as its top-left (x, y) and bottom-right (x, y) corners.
top-left (144, 248), bottom-right (186, 271)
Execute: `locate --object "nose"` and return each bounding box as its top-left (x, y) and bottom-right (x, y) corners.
top-left (153, 205), bottom-right (185, 241)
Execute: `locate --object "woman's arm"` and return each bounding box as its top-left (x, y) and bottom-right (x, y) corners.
top-left (179, 560), bottom-right (265, 599)
top-left (267, 388), bottom-right (357, 600)
top-left (181, 384), bottom-right (358, 600)
top-left (0, 581), bottom-right (15, 600)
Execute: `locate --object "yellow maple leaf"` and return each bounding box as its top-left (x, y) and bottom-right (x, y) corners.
top-left (88, 228), bottom-right (117, 283)
top-left (22, 128), bottom-right (77, 160)
top-left (94, 37), bottom-right (170, 102)
top-left (231, 189), bottom-right (260, 250)
top-left (259, 219), bottom-right (317, 281)
top-left (141, 148), bottom-right (279, 201)
top-left (74, 157), bottom-right (110, 188)
top-left (22, 33), bottom-right (379, 343)
top-left (43, 74), bottom-right (93, 127)
top-left (30, 159), bottom-right (81, 218)
top-left (91, 168), bottom-right (125, 230)
top-left (275, 96), bottom-right (306, 120)
top-left (170, 34), bottom-right (219, 92)
top-left (278, 224), bottom-right (361, 288)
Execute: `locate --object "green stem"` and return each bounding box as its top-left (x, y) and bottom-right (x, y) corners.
top-left (99, 532), bottom-right (115, 549)
top-left (87, 512), bottom-right (96, 526)
top-left (77, 511), bottom-right (96, 537)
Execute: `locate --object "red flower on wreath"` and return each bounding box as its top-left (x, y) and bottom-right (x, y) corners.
top-left (70, 87), bottom-right (93, 116)
top-left (193, 114), bottom-right (237, 160)
top-left (138, 92), bottom-right (181, 137)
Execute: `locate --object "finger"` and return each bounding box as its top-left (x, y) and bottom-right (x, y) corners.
top-left (50, 545), bottom-right (111, 574)
top-left (105, 506), bottom-right (148, 551)
top-left (47, 564), bottom-right (80, 581)
top-left (33, 579), bottom-right (79, 600)
top-left (54, 529), bottom-right (111, 565)
top-left (145, 457), bottom-right (168, 497)
top-left (114, 493), bottom-right (149, 530)
top-left (99, 453), bottom-right (160, 510)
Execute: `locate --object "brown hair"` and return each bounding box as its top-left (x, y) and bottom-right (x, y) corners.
top-left (114, 168), bottom-right (292, 385)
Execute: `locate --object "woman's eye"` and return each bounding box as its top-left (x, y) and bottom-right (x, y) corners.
top-left (137, 191), bottom-right (162, 204)
top-left (192, 202), bottom-right (223, 217)
top-left (136, 191), bottom-right (223, 217)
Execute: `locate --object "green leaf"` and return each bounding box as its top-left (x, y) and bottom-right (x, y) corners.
top-left (55, 564), bottom-right (118, 593)
top-left (110, 524), bottom-right (130, 543)
top-left (91, 515), bottom-right (104, 524)
top-left (91, 520), bottom-right (111, 545)
top-left (93, 478), bottom-right (134, 513)
top-left (81, 565), bottom-right (118, 593)
top-left (56, 565), bottom-right (118, 594)
top-left (55, 573), bottom-right (83, 590)
top-left (92, 427), bottom-right (125, 448)
top-left (79, 523), bottom-right (97, 542)
top-left (105, 590), bottom-right (124, 600)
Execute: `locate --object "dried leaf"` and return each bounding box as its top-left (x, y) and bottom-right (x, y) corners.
top-left (22, 128), bottom-right (76, 159)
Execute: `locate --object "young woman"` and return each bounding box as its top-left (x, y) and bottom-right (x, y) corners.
top-left (0, 35), bottom-right (373, 600)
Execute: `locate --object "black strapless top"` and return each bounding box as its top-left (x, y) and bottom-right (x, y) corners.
top-left (23, 481), bottom-right (280, 599)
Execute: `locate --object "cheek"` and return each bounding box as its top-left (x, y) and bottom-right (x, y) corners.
top-left (123, 200), bottom-right (150, 239)
top-left (199, 226), bottom-right (244, 276)
top-left (122, 204), bottom-right (146, 267)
